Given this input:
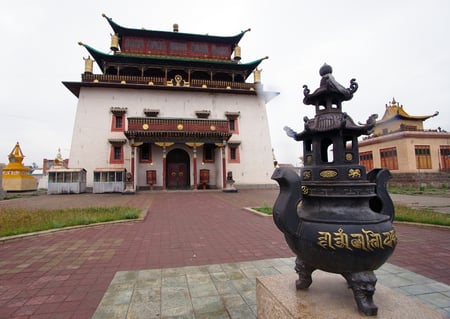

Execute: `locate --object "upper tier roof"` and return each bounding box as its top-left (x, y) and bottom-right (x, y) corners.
top-left (376, 98), bottom-right (438, 125)
top-left (79, 43), bottom-right (266, 80)
top-left (103, 13), bottom-right (249, 54)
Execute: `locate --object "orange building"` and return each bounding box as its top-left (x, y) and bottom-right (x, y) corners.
top-left (359, 99), bottom-right (450, 185)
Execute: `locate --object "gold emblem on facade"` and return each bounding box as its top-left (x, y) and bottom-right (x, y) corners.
top-left (177, 124), bottom-right (184, 130)
top-left (301, 185), bottom-right (309, 195)
top-left (303, 170), bottom-right (312, 180)
top-left (319, 170), bottom-right (338, 178)
top-left (142, 123), bottom-right (149, 130)
top-left (210, 125), bottom-right (216, 131)
top-left (348, 168), bottom-right (361, 178)
top-left (345, 152), bottom-right (353, 161)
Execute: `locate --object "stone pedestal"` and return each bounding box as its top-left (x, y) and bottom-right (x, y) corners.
top-left (256, 272), bottom-right (443, 319)
top-left (223, 180), bottom-right (238, 193)
top-left (123, 181), bottom-right (135, 195)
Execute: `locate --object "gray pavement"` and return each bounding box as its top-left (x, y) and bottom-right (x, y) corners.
top-left (92, 257), bottom-right (450, 318)
top-left (390, 194), bottom-right (450, 214)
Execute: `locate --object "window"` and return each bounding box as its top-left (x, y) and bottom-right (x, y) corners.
top-left (203, 144), bottom-right (215, 163)
top-left (225, 112), bottom-right (240, 134)
top-left (111, 114), bottom-right (125, 132)
top-left (110, 145), bottom-right (124, 164)
top-left (228, 145), bottom-right (240, 163)
top-left (380, 147), bottom-right (398, 170)
top-left (228, 118), bottom-right (240, 133)
top-left (229, 119), bottom-right (235, 131)
top-left (415, 145), bottom-right (432, 169)
top-left (140, 143), bottom-right (152, 163)
top-left (110, 107), bottom-right (127, 132)
top-left (440, 146), bottom-right (450, 170)
top-left (321, 138), bottom-right (334, 163)
top-left (359, 151), bottom-right (374, 171)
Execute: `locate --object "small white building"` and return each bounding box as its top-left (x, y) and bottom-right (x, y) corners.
top-left (63, 15), bottom-right (278, 190)
top-left (47, 168), bottom-right (87, 194)
top-left (93, 168), bottom-right (126, 193)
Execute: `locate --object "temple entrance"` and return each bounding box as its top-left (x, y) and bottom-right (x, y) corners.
top-left (166, 149), bottom-right (190, 189)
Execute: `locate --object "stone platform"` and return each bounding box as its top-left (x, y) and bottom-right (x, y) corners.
top-left (257, 271), bottom-right (444, 319)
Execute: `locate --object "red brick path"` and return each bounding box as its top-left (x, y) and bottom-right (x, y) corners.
top-left (0, 190), bottom-right (449, 318)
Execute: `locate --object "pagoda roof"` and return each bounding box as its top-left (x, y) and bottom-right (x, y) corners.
top-left (3, 142), bottom-right (29, 172)
top-left (286, 112), bottom-right (375, 141)
top-left (102, 14), bottom-right (249, 49)
top-left (79, 43), bottom-right (266, 79)
top-left (376, 98), bottom-right (438, 125)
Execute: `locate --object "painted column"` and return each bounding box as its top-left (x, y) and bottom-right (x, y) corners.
top-left (155, 142), bottom-right (173, 190)
top-left (193, 145), bottom-right (198, 190)
top-left (186, 142), bottom-right (203, 189)
top-left (222, 141), bottom-right (227, 189)
top-left (162, 145), bottom-right (167, 190)
top-left (131, 145), bottom-right (136, 190)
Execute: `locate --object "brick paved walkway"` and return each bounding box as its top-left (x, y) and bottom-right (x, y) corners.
top-left (0, 190), bottom-right (449, 318)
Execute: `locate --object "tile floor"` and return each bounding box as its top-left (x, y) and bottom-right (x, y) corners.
top-left (93, 257), bottom-right (450, 319)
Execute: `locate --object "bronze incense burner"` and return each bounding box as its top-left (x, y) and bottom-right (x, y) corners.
top-left (272, 64), bottom-right (397, 316)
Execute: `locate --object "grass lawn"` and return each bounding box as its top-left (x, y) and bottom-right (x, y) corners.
top-left (0, 206), bottom-right (141, 237)
top-left (253, 204), bottom-right (450, 226)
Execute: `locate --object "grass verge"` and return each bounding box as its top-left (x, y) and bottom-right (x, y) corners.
top-left (395, 204), bottom-right (450, 226)
top-left (252, 204), bottom-right (450, 226)
top-left (388, 184), bottom-right (449, 196)
top-left (0, 206), bottom-right (141, 237)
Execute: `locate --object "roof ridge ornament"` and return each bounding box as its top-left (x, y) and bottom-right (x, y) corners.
top-left (302, 64), bottom-right (358, 114)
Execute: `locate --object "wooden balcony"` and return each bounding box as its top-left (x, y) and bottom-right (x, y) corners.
top-left (81, 73), bottom-right (256, 91)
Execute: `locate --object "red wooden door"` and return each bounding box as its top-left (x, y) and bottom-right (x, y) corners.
top-left (167, 163), bottom-right (187, 188)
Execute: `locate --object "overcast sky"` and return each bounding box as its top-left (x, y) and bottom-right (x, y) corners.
top-left (1, 0), bottom-right (449, 167)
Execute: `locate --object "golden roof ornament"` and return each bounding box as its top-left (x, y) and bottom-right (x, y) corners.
top-left (110, 33), bottom-right (119, 51)
top-left (53, 148), bottom-right (64, 168)
top-left (4, 142), bottom-right (29, 173)
top-left (83, 55), bottom-right (93, 74)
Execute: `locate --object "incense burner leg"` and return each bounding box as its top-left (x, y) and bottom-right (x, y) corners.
top-left (294, 257), bottom-right (315, 289)
top-left (343, 271), bottom-right (378, 316)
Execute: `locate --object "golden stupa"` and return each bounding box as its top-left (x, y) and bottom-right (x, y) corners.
top-left (2, 142), bottom-right (37, 191)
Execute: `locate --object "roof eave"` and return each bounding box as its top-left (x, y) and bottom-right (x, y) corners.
top-left (102, 13), bottom-right (249, 47)
top-left (79, 43), bottom-right (266, 79)
top-left (62, 81), bottom-right (261, 98)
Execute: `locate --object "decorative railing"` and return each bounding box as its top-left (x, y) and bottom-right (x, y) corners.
top-left (81, 73), bottom-right (256, 90)
top-left (127, 117), bottom-right (230, 133)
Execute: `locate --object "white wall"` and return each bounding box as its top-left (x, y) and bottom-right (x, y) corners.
top-left (70, 87), bottom-right (276, 188)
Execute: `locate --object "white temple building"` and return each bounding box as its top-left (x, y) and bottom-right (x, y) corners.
top-left (63, 15), bottom-right (278, 191)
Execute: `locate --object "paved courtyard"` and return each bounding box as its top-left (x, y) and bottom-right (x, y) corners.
top-left (0, 189), bottom-right (449, 318)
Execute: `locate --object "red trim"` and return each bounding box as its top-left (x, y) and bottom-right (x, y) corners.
top-left (162, 156), bottom-right (167, 190)
top-left (121, 36), bottom-right (231, 60)
top-left (228, 145), bottom-right (240, 163)
top-left (222, 156), bottom-right (226, 188)
top-left (139, 143), bottom-right (152, 163)
top-left (110, 145), bottom-right (124, 164)
top-left (229, 118), bottom-right (239, 134)
top-left (202, 144), bottom-right (215, 163)
top-left (111, 114), bottom-right (125, 132)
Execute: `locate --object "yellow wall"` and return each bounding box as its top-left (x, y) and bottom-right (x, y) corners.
top-left (359, 132), bottom-right (450, 173)
top-left (374, 119), bottom-right (424, 136)
top-left (2, 175), bottom-right (37, 191)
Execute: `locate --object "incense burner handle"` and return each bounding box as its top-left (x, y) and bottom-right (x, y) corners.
top-left (367, 168), bottom-right (395, 222)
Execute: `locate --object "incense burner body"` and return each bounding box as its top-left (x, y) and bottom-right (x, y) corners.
top-left (272, 65), bottom-right (397, 316)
